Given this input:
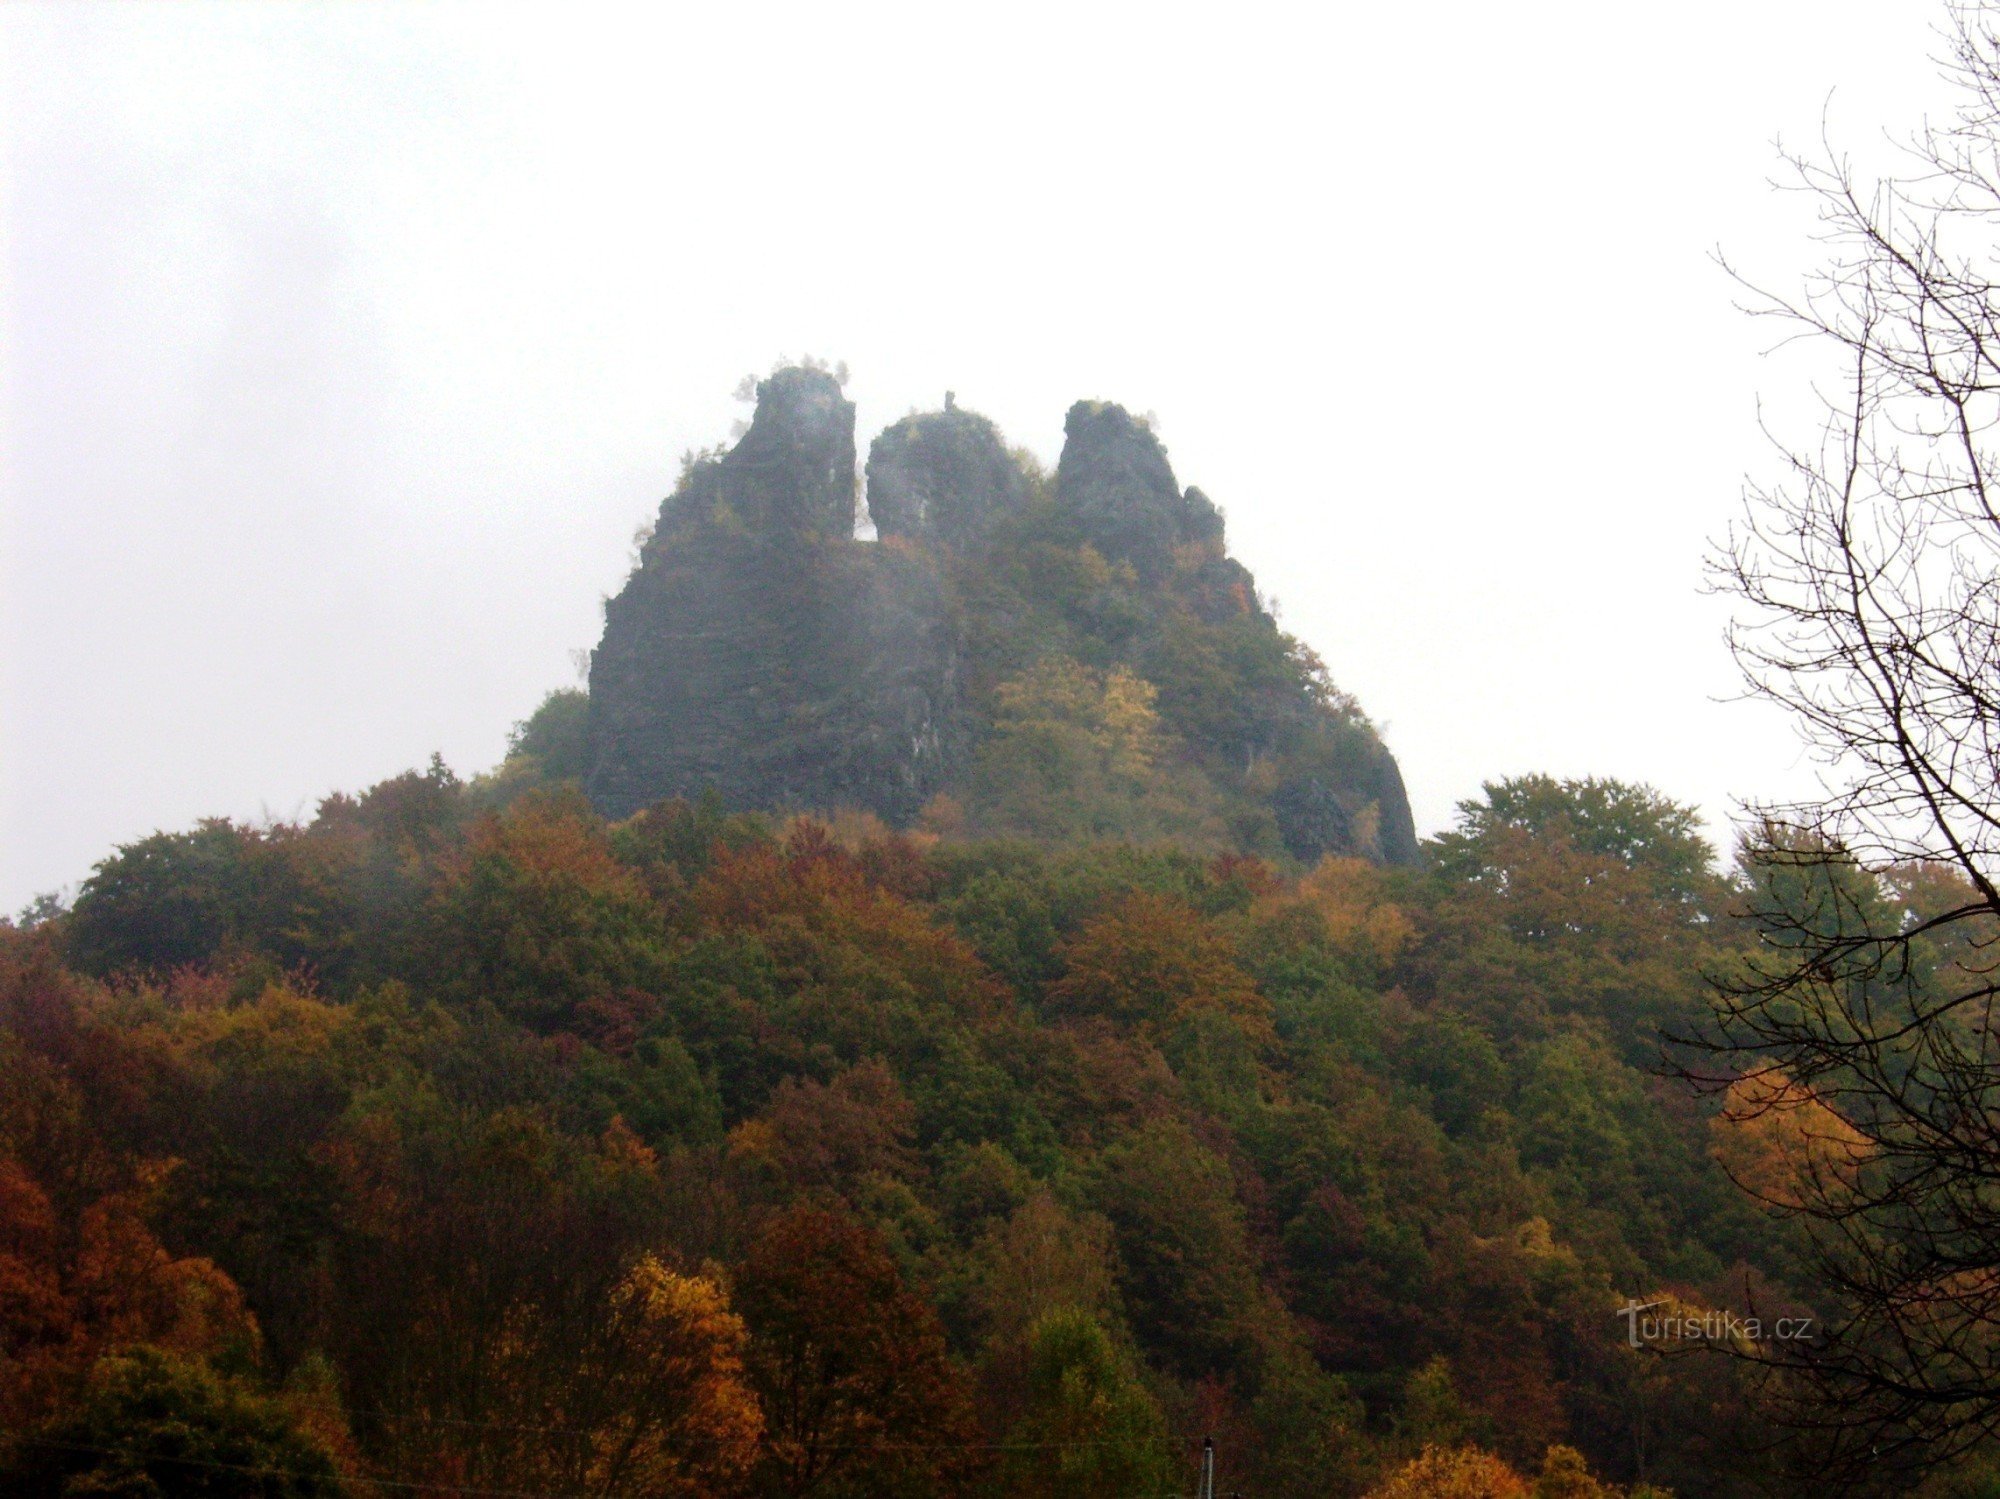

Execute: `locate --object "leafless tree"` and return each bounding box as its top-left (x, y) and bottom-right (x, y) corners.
top-left (1696, 1), bottom-right (2000, 1478)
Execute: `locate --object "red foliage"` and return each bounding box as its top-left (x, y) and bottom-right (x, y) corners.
top-left (1048, 892), bottom-right (1269, 1040)
top-left (0, 1148), bottom-right (254, 1426)
top-left (731, 1060), bottom-right (919, 1199)
top-left (736, 1203), bottom-right (975, 1497)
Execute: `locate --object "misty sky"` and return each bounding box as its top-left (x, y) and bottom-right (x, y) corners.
top-left (0, 2), bottom-right (1959, 911)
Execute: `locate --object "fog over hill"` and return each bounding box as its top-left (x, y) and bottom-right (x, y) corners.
top-left (577, 366), bottom-right (1416, 865)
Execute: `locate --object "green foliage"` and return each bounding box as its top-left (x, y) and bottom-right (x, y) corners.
top-left (506, 686), bottom-right (591, 782)
top-left (572, 1032), bottom-right (724, 1147)
top-left (421, 788), bottom-right (670, 1029)
top-left (1, 1347), bottom-right (344, 1498)
top-left (998, 1308), bottom-right (1170, 1499)
top-left (1413, 777), bottom-right (1725, 1062)
top-left (967, 654), bottom-right (1231, 847)
top-left (1433, 775), bottom-right (1719, 908)
top-left (67, 820), bottom-right (269, 976)
top-left (1090, 1119), bottom-right (1265, 1377)
top-left (934, 482), bottom-right (1402, 867)
top-left (2, 763), bottom-right (1835, 1498)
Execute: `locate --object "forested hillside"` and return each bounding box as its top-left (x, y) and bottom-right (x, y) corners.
top-left (8, 757), bottom-right (1952, 1497)
top-left (12, 360), bottom-right (1995, 1497)
top-left (28, 0), bottom-right (2000, 1491)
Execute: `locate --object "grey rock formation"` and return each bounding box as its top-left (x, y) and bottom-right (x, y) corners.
top-left (1055, 400), bottom-right (1198, 579)
top-left (1371, 750), bottom-right (1420, 867)
top-left (586, 370), bottom-right (959, 822)
top-left (690, 366), bottom-right (857, 538)
top-left (866, 406), bottom-right (1028, 550)
top-left (582, 367), bottom-right (1420, 867)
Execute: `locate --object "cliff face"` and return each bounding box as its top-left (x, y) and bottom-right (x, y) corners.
top-left (866, 406), bottom-right (1027, 550)
top-left (1055, 399), bottom-right (1218, 579)
top-left (710, 364), bottom-right (857, 537)
top-left (584, 366), bottom-right (1419, 866)
top-left (586, 370), bottom-right (959, 822)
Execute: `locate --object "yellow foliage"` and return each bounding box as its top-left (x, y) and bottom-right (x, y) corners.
top-left (1613, 1288), bottom-right (1748, 1355)
top-left (1513, 1217), bottom-right (1562, 1262)
top-left (967, 1191), bottom-right (1119, 1343)
top-left (597, 1255), bottom-right (763, 1497)
top-left (916, 793), bottom-right (968, 839)
top-left (599, 1115), bottom-right (659, 1174)
top-left (1531, 1444), bottom-right (1621, 1498)
top-left (725, 1114), bottom-right (778, 1167)
top-left (972, 653), bottom-right (1232, 847)
top-left (133, 980), bottom-right (348, 1076)
top-left (1366, 1444), bottom-right (1530, 1498)
top-left (1365, 1444), bottom-right (1635, 1499)
top-left (809, 807), bottom-right (893, 851)
top-left (1295, 857), bottom-right (1416, 967)
top-left (993, 655), bottom-right (1166, 781)
top-left (1710, 1069), bottom-right (1871, 1210)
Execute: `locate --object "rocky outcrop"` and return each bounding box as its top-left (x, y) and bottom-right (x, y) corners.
top-left (1372, 751), bottom-right (1420, 866)
top-left (1055, 400), bottom-right (1220, 579)
top-left (585, 370), bottom-right (959, 822)
top-left (1053, 406), bottom-right (1263, 627)
top-left (582, 366), bottom-right (1420, 866)
top-left (867, 405), bottom-right (1027, 550)
top-left (713, 366), bottom-right (857, 537)
top-left (1271, 739), bottom-right (1420, 868)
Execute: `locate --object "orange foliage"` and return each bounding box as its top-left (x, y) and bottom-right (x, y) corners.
top-left (1294, 857), bottom-right (1418, 969)
top-left (728, 1059), bottom-right (918, 1197)
top-left (1711, 1069), bottom-right (1872, 1210)
top-left (0, 1150), bottom-right (256, 1426)
top-left (737, 1203), bottom-right (974, 1496)
top-left (1366, 1444), bottom-right (1529, 1498)
top-left (457, 791), bottom-right (643, 898)
top-left (426, 789), bottom-right (662, 1026)
top-left (593, 1255), bottom-right (764, 1497)
top-left (1048, 892), bottom-right (1269, 1040)
top-left (692, 827), bottom-right (1001, 1030)
top-left (0, 1156), bottom-right (70, 1407)
top-left (1366, 1442), bottom-right (1627, 1498)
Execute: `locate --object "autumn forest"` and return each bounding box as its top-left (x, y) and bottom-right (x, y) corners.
top-left (3, 755), bottom-right (1853, 1499)
top-left (24, 18), bottom-right (2000, 1478)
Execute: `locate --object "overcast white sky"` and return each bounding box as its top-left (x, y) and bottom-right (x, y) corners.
top-left (0, 2), bottom-right (1962, 910)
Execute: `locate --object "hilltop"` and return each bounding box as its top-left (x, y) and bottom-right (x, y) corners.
top-left (557, 366), bottom-right (1416, 866)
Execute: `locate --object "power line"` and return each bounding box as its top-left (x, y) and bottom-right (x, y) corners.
top-left (4, 1429), bottom-right (1220, 1499)
top-left (0, 1430), bottom-right (589, 1499)
top-left (282, 1392), bottom-right (1136, 1450)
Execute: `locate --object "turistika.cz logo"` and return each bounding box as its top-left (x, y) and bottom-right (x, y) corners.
top-left (1616, 1299), bottom-right (1816, 1350)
